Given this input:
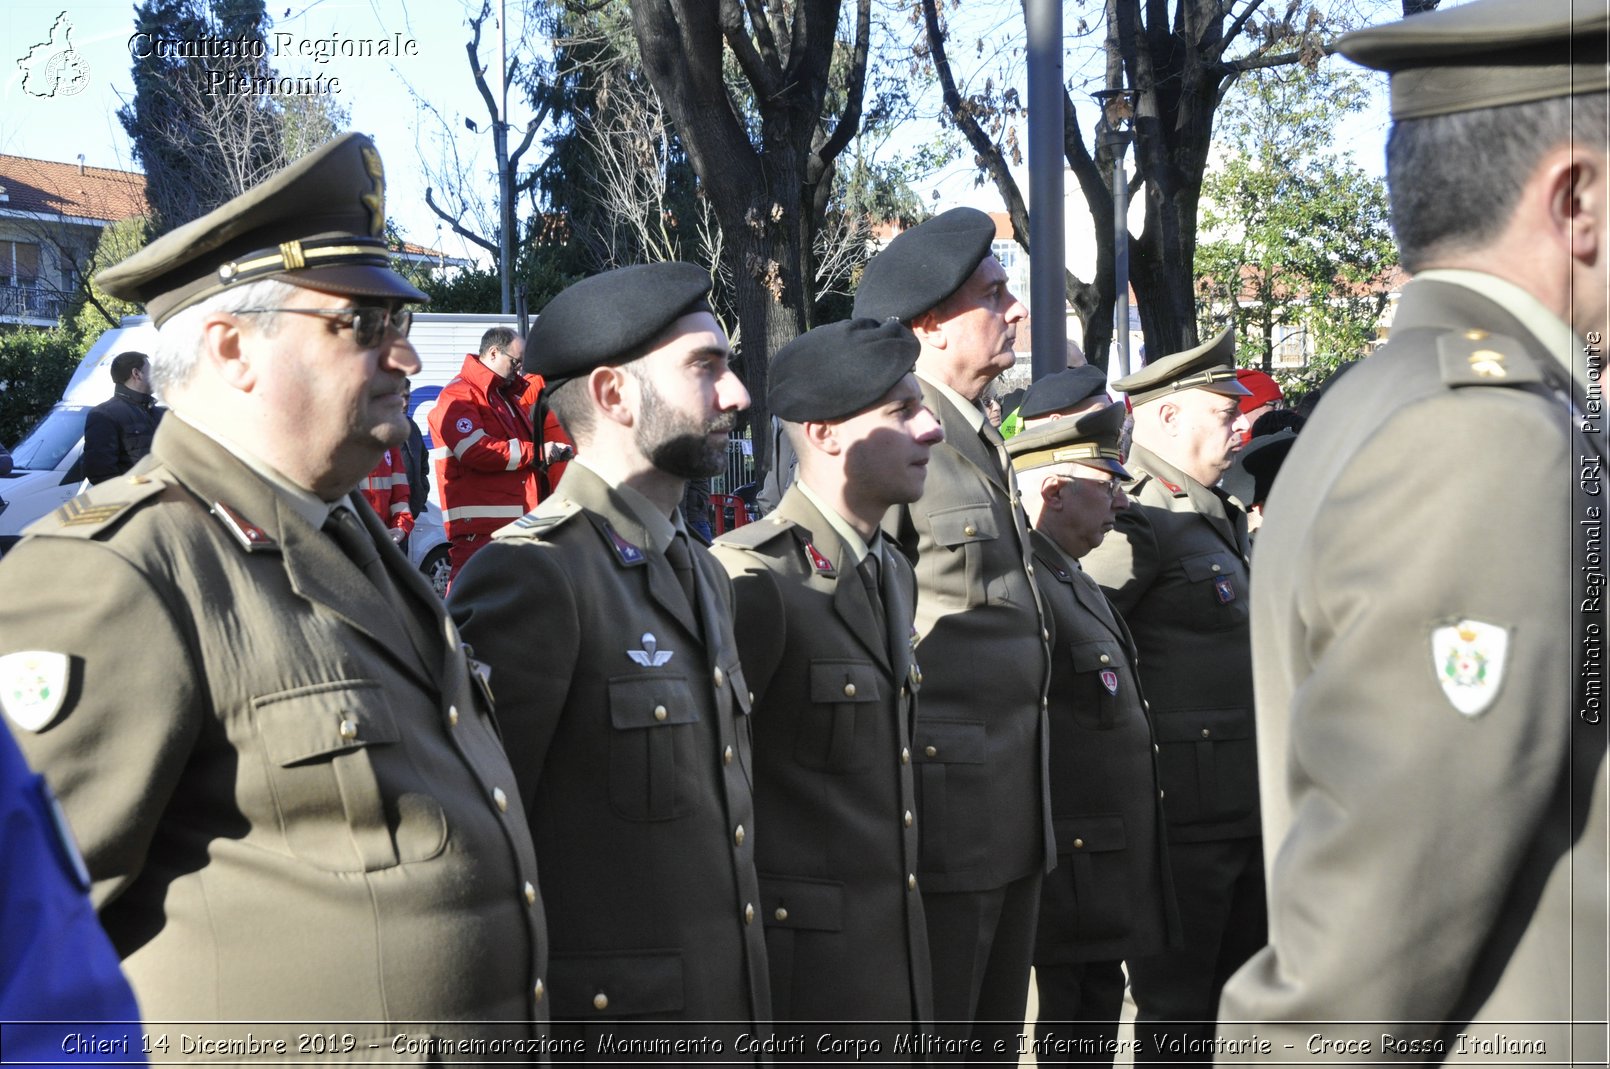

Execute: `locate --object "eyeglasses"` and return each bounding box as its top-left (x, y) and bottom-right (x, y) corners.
top-left (1053, 472), bottom-right (1126, 500)
top-left (234, 305), bottom-right (413, 349)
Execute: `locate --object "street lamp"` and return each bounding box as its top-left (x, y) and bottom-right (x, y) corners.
top-left (1093, 87), bottom-right (1137, 378)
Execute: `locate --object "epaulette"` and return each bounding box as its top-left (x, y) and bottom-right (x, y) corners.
top-left (714, 515), bottom-right (798, 553)
top-left (28, 472), bottom-right (170, 542)
top-left (1438, 329), bottom-right (1542, 388)
top-left (498, 496), bottom-right (582, 540)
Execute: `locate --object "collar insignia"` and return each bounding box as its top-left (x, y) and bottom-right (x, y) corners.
top-left (805, 542), bottom-right (835, 576)
top-left (212, 501), bottom-right (277, 552)
top-left (606, 527), bottom-right (646, 566)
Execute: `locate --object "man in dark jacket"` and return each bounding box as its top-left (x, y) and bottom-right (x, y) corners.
top-left (82, 351), bottom-right (162, 483)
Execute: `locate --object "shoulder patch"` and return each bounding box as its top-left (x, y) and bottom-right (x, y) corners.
top-left (714, 515), bottom-right (797, 553)
top-left (1437, 330), bottom-right (1542, 388)
top-left (498, 497), bottom-right (581, 540)
top-left (29, 474), bottom-right (169, 542)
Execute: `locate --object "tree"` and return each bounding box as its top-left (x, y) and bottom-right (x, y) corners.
top-left (0, 329), bottom-right (80, 447)
top-left (63, 217), bottom-right (152, 344)
top-left (1195, 60), bottom-right (1397, 393)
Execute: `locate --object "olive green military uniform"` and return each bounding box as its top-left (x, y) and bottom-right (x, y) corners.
top-left (713, 486), bottom-right (932, 1059)
top-left (1029, 531), bottom-right (1180, 1064)
top-left (0, 416), bottom-right (548, 1044)
top-left (1217, 278), bottom-right (1608, 1060)
top-left (1080, 440), bottom-right (1264, 1061)
top-left (448, 460), bottom-right (770, 1056)
top-left (883, 376), bottom-right (1052, 1050)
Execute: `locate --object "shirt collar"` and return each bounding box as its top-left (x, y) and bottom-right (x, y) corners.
top-left (919, 372), bottom-right (987, 435)
top-left (173, 412), bottom-right (334, 528)
top-left (795, 478), bottom-right (871, 564)
top-left (569, 455), bottom-right (679, 552)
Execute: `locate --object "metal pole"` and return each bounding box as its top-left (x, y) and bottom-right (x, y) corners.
top-left (1114, 152), bottom-right (1131, 378)
top-left (1025, 0), bottom-right (1065, 384)
top-left (496, 0), bottom-right (512, 315)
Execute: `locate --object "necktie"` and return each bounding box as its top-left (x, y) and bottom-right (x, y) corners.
top-left (324, 506), bottom-right (389, 589)
top-left (858, 550), bottom-right (889, 654)
top-left (665, 531), bottom-right (699, 610)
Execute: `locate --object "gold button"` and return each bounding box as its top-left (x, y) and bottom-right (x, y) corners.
top-left (713, 667), bottom-right (725, 688)
top-left (964, 524), bottom-right (977, 537)
top-left (748, 690), bottom-right (754, 704)
top-left (1143, 700), bottom-right (1151, 711)
top-left (724, 745), bottom-right (734, 765)
top-left (904, 810), bottom-right (913, 827)
top-left (447, 705), bottom-right (460, 726)
top-left (1041, 698), bottom-right (1049, 710)
top-left (1026, 564), bottom-right (1035, 577)
top-left (524, 881), bottom-right (537, 905)
top-left (1042, 629), bottom-right (1050, 642)
top-left (339, 718), bottom-right (357, 740)
top-left (534, 979), bottom-right (544, 1001)
top-left (744, 903), bottom-right (755, 924)
top-left (925, 745), bottom-right (938, 758)
top-left (1201, 728), bottom-right (1211, 738)
top-left (1211, 563), bottom-right (1222, 573)
top-left (1154, 743), bottom-right (1160, 754)
top-left (1073, 838), bottom-right (1085, 849)
top-left (907, 874), bottom-right (917, 891)
top-left (734, 824), bottom-right (745, 846)
top-left (1098, 654), bottom-right (1111, 665)
top-left (492, 787), bottom-right (508, 812)
top-left (654, 704), bottom-right (668, 721)
top-left (843, 682), bottom-right (857, 698)
top-left (593, 992), bottom-right (608, 1011)
top-left (774, 907), bottom-right (789, 922)
top-left (901, 747), bottom-right (911, 765)
top-left (1159, 789), bottom-right (1166, 799)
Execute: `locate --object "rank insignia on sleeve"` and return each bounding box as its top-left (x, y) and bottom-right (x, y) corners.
top-left (1431, 619), bottom-right (1509, 716)
top-left (1214, 576), bottom-right (1236, 604)
top-left (0, 651), bottom-right (72, 732)
top-left (628, 632), bottom-right (674, 667)
top-left (1100, 669), bottom-right (1119, 695)
top-left (805, 542), bottom-right (835, 576)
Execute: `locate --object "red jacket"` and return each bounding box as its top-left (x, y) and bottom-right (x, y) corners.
top-left (428, 354), bottom-right (541, 541)
top-left (517, 374), bottom-right (573, 500)
top-left (358, 447), bottom-right (414, 534)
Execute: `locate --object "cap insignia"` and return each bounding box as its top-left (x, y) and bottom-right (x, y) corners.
top-left (360, 145), bottom-right (386, 236)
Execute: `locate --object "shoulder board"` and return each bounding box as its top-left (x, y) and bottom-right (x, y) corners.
top-left (714, 515), bottom-right (798, 553)
top-left (1437, 330), bottom-right (1542, 388)
top-left (498, 496), bottom-right (581, 540)
top-left (28, 473), bottom-right (169, 542)
top-left (1125, 471), bottom-right (1159, 496)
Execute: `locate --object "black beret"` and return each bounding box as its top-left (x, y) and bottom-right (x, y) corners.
top-left (1020, 365), bottom-right (1111, 419)
top-left (1006, 402), bottom-right (1131, 479)
top-left (999, 387), bottom-right (1027, 415)
top-left (1113, 328), bottom-right (1250, 407)
top-left (852, 207), bottom-right (998, 324)
top-left (524, 262), bottom-right (712, 384)
top-left (1240, 428), bottom-right (1298, 507)
top-left (769, 318), bottom-right (920, 423)
top-left (98, 133), bottom-right (426, 326)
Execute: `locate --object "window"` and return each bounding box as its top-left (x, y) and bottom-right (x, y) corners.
top-left (1, 241), bottom-right (41, 287)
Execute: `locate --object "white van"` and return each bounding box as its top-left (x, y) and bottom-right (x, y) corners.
top-left (0, 313), bottom-right (519, 597)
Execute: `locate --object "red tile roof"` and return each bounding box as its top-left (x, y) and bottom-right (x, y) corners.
top-left (0, 155), bottom-right (149, 223)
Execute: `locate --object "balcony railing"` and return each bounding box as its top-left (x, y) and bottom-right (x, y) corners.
top-left (0, 284), bottom-right (64, 322)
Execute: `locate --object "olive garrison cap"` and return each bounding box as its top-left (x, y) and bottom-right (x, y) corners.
top-left (524, 262), bottom-right (713, 386)
top-left (1006, 401), bottom-right (1131, 479)
top-left (98, 133), bottom-right (427, 326)
top-left (1020, 365), bottom-right (1112, 420)
top-left (769, 318), bottom-right (920, 423)
top-left (1113, 329), bottom-right (1249, 407)
top-left (1239, 427), bottom-right (1298, 507)
top-left (853, 207), bottom-right (998, 324)
top-left (1338, 0), bottom-right (1610, 120)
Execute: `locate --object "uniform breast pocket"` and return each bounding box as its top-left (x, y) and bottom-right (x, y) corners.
top-left (796, 660), bottom-right (881, 773)
top-left (607, 675), bottom-right (703, 822)
top-left (929, 502), bottom-right (1000, 610)
top-left (1068, 639), bottom-right (1129, 731)
top-left (1178, 550), bottom-right (1250, 631)
top-left (254, 679), bottom-right (445, 873)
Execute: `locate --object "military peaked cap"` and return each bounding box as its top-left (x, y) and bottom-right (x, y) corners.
top-left (1006, 401), bottom-right (1130, 479)
top-left (1338, 0), bottom-right (1610, 120)
top-left (524, 262), bottom-right (714, 386)
top-left (98, 133), bottom-right (426, 326)
top-left (769, 318), bottom-right (920, 423)
top-left (1020, 365), bottom-right (1112, 419)
top-left (853, 207), bottom-right (998, 324)
top-left (1114, 329), bottom-right (1249, 407)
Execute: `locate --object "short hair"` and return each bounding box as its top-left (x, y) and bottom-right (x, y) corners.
top-left (1387, 91), bottom-right (1609, 271)
top-left (480, 326), bottom-right (518, 358)
top-left (109, 351), bottom-right (148, 385)
top-left (546, 376), bottom-right (595, 443)
top-left (150, 278), bottom-right (301, 395)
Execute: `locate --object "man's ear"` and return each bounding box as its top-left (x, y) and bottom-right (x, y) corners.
top-left (800, 419), bottom-right (840, 459)
top-left (203, 313), bottom-right (253, 392)
top-left (1040, 474), bottom-right (1065, 512)
top-left (910, 309), bottom-right (947, 350)
top-left (590, 365), bottom-right (634, 428)
top-left (1559, 147), bottom-right (1606, 268)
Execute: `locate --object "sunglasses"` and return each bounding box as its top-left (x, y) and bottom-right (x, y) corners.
top-left (235, 305), bottom-right (413, 349)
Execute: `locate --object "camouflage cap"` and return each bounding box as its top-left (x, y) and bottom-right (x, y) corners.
top-left (98, 132), bottom-right (427, 325)
top-left (1113, 329), bottom-right (1249, 407)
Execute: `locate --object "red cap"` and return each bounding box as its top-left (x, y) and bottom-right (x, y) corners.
top-left (1236, 369), bottom-right (1283, 412)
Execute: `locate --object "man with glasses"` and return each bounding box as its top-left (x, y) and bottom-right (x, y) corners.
top-left (1008, 405), bottom-right (1178, 1067)
top-left (0, 134), bottom-right (548, 1046)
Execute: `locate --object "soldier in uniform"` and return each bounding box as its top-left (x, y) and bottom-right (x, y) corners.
top-left (1017, 365), bottom-right (1113, 428)
top-left (711, 318), bottom-right (943, 1059)
top-left (448, 263), bottom-right (770, 1056)
top-left (1006, 407), bottom-right (1180, 1067)
top-left (1080, 329), bottom-right (1259, 1064)
top-left (1219, 0), bottom-right (1608, 1058)
top-left (0, 134), bottom-right (549, 1046)
top-left (854, 207), bottom-right (1053, 1057)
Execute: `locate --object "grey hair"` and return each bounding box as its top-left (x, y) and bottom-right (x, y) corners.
top-left (1387, 91), bottom-right (1609, 271)
top-left (150, 278), bottom-right (303, 394)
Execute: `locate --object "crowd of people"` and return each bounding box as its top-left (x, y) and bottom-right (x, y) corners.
top-left (0, 0), bottom-right (1603, 1065)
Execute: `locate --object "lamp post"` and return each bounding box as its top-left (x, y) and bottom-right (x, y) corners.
top-left (1025, 0), bottom-right (1064, 384)
top-left (1093, 88), bottom-right (1137, 378)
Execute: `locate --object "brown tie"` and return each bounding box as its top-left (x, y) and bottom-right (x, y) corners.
top-left (665, 530), bottom-right (699, 610)
top-left (858, 550), bottom-right (889, 656)
top-left (324, 505), bottom-right (431, 658)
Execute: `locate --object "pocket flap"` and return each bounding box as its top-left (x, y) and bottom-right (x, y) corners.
top-left (808, 660), bottom-right (880, 704)
top-left (607, 675), bottom-right (700, 730)
top-left (1053, 814), bottom-right (1127, 854)
top-left (548, 949), bottom-right (685, 1017)
top-left (913, 718), bottom-right (986, 764)
top-left (254, 680), bottom-right (397, 766)
top-left (930, 503), bottom-right (999, 548)
top-left (1151, 706), bottom-right (1252, 743)
top-left (760, 874), bottom-right (845, 932)
top-left (1069, 639), bottom-right (1126, 673)
top-left (1180, 550), bottom-right (1239, 583)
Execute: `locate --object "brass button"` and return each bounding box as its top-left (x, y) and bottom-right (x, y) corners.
top-left (448, 705), bottom-right (460, 727)
top-left (723, 745), bottom-right (734, 765)
top-left (653, 704), bottom-right (668, 721)
top-left (907, 874), bottom-right (917, 891)
top-left (1143, 700), bottom-right (1152, 711)
top-left (534, 979), bottom-right (544, 1002)
top-left (1041, 698), bottom-right (1049, 710)
top-left (1026, 564), bottom-right (1035, 577)
top-left (1211, 563), bottom-right (1222, 573)
top-left (713, 667), bottom-right (725, 688)
top-left (593, 992), bottom-right (608, 1011)
top-left (338, 718), bottom-right (358, 740)
top-left (1154, 743), bottom-right (1161, 754)
top-left (774, 907), bottom-right (789, 922)
top-left (734, 824), bottom-right (745, 846)
top-left (744, 903), bottom-right (755, 924)
top-left (748, 690), bottom-right (754, 704)
top-left (1159, 789), bottom-right (1166, 799)
top-left (924, 745), bottom-right (938, 758)
top-left (524, 881), bottom-right (537, 905)
top-left (964, 524), bottom-right (977, 537)
top-left (1098, 654), bottom-right (1111, 665)
top-left (1201, 728), bottom-right (1211, 738)
top-left (843, 682), bottom-right (857, 698)
top-left (904, 810), bottom-right (914, 828)
top-left (492, 787), bottom-right (508, 812)
top-left (1073, 838), bottom-right (1085, 849)
top-left (1042, 628), bottom-right (1050, 642)
top-left (901, 747), bottom-right (911, 765)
